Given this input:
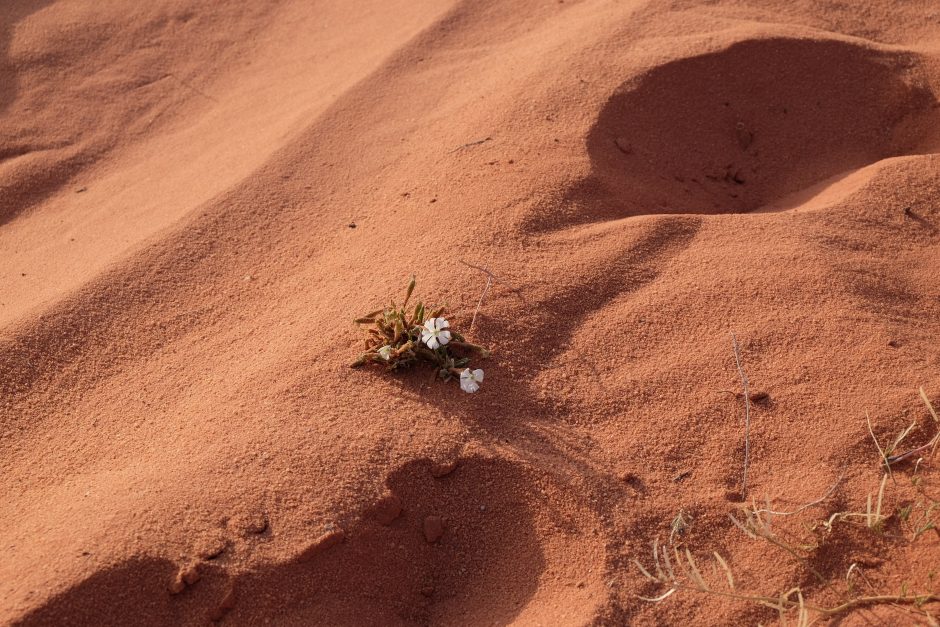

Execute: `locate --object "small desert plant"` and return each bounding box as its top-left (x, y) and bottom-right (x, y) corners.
top-left (350, 276), bottom-right (490, 392)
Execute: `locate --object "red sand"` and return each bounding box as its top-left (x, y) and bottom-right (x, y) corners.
top-left (2, 1), bottom-right (940, 624)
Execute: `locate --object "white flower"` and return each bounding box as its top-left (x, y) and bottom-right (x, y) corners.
top-left (460, 368), bottom-right (484, 393)
top-left (377, 345), bottom-right (394, 361)
top-left (421, 317), bottom-right (451, 349)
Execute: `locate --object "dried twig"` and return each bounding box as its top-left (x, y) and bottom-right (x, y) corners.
top-left (921, 386), bottom-right (940, 459)
top-left (752, 471), bottom-right (845, 517)
top-left (731, 332), bottom-right (751, 497)
top-left (450, 136), bottom-right (492, 153)
top-left (873, 389), bottom-right (940, 465)
top-left (867, 411), bottom-right (897, 487)
top-left (461, 262), bottom-right (492, 335)
top-left (887, 442), bottom-right (935, 465)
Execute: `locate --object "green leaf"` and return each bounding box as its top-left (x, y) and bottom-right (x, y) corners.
top-left (404, 275), bottom-right (416, 307)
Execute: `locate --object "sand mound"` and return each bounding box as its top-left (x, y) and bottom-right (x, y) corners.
top-left (561, 37), bottom-right (938, 225)
top-left (3, 0), bottom-right (940, 624)
top-left (230, 456), bottom-right (603, 626)
top-left (18, 455), bottom-right (604, 626)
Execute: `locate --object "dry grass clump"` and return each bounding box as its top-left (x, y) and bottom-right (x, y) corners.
top-left (636, 387), bottom-right (940, 625)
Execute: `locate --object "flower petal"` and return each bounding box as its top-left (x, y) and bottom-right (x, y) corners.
top-left (424, 318), bottom-right (437, 332)
top-left (426, 336), bottom-right (439, 350)
top-left (472, 369), bottom-right (484, 382)
top-left (438, 330), bottom-right (451, 345)
top-left (460, 377), bottom-right (479, 393)
top-left (459, 368), bottom-right (480, 392)
top-left (437, 318), bottom-right (450, 329)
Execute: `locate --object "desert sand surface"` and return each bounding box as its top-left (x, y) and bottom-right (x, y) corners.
top-left (3, 0), bottom-right (940, 624)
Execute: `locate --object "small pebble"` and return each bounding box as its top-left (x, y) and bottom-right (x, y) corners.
top-left (198, 540), bottom-right (226, 560)
top-left (371, 494), bottom-right (403, 526)
top-left (182, 563), bottom-right (201, 586)
top-left (423, 516), bottom-right (444, 543)
top-left (430, 459), bottom-right (458, 478)
top-left (735, 122), bottom-right (753, 150)
top-left (228, 511), bottom-right (269, 536)
top-left (168, 575), bottom-right (186, 595)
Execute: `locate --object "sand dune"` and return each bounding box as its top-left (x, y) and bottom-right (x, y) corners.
top-left (2, 0), bottom-right (940, 624)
